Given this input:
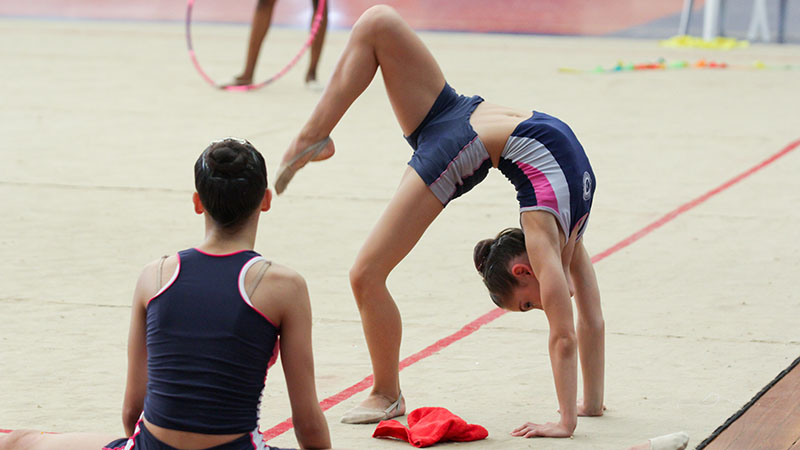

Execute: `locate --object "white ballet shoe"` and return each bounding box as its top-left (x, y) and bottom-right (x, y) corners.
top-left (649, 431), bottom-right (689, 450)
top-left (274, 137), bottom-right (330, 194)
top-left (340, 393), bottom-right (405, 424)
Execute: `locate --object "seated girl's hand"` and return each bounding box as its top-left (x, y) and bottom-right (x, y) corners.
top-left (511, 421), bottom-right (572, 438)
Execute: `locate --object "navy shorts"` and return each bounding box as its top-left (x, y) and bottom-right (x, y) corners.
top-left (404, 83), bottom-right (492, 206)
top-left (103, 420), bottom-right (294, 450)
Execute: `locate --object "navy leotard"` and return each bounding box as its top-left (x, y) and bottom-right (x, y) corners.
top-left (104, 248), bottom-right (287, 450)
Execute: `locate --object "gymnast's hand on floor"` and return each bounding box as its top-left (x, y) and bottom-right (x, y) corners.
top-left (511, 421), bottom-right (573, 438)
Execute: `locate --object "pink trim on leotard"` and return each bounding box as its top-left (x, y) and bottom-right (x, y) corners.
top-left (516, 161), bottom-right (559, 212)
top-left (148, 254), bottom-right (181, 305)
top-left (249, 426), bottom-right (271, 450)
top-left (125, 419), bottom-right (142, 450)
top-left (267, 338), bottom-right (280, 369)
top-left (193, 247), bottom-right (251, 257)
top-left (109, 418), bottom-right (141, 450)
top-left (101, 444), bottom-right (128, 450)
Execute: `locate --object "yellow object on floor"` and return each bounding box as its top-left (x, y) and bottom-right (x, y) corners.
top-left (660, 35), bottom-right (750, 49)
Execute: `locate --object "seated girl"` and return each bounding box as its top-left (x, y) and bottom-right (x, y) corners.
top-left (1, 139), bottom-right (331, 450)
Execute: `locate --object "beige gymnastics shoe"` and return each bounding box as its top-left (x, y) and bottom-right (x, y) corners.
top-left (341, 393), bottom-right (405, 424)
top-left (274, 137), bottom-right (331, 194)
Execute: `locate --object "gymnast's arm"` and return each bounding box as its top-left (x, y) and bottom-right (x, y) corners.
top-left (121, 262), bottom-right (155, 436)
top-left (266, 268), bottom-right (331, 449)
top-left (570, 239), bottom-right (605, 416)
top-left (515, 213), bottom-right (578, 438)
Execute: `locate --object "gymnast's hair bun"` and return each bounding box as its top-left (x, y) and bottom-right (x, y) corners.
top-left (473, 238), bottom-right (494, 273)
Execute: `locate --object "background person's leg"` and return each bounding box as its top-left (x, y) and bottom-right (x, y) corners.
top-left (231, 0), bottom-right (277, 86)
top-left (305, 0), bottom-right (328, 84)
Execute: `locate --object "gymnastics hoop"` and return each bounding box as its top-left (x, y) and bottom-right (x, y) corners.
top-left (186, 0), bottom-right (326, 91)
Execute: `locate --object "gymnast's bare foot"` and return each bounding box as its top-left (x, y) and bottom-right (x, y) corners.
top-left (305, 71), bottom-right (317, 84)
top-left (222, 74), bottom-right (253, 87)
top-left (305, 71), bottom-right (324, 91)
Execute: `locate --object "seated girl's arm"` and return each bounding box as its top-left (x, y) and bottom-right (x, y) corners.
top-left (122, 262), bottom-right (156, 436)
top-left (272, 270), bottom-right (331, 450)
top-left (514, 213), bottom-right (578, 438)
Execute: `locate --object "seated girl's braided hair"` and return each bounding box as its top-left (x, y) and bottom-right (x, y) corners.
top-left (194, 138), bottom-right (267, 229)
top-left (473, 228), bottom-right (527, 306)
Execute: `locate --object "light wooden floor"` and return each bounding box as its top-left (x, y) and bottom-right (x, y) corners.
top-left (1, 13), bottom-right (799, 450)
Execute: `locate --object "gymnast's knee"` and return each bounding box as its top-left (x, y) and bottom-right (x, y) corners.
top-left (579, 315), bottom-right (605, 334)
top-left (352, 5), bottom-right (405, 40)
top-left (349, 260), bottom-right (388, 305)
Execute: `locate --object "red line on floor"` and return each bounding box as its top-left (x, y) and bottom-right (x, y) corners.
top-left (262, 137), bottom-right (800, 441)
top-left (592, 138), bottom-right (800, 264)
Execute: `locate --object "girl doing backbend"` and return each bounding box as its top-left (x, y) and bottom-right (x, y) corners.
top-left (1, 139), bottom-right (331, 450)
top-left (274, 5), bottom-right (604, 439)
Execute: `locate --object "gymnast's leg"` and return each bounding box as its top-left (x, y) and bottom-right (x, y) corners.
top-left (278, 5), bottom-right (446, 178)
top-left (570, 239), bottom-right (605, 416)
top-left (345, 167), bottom-right (444, 422)
top-left (278, 5), bottom-right (450, 422)
top-left (0, 430), bottom-right (119, 450)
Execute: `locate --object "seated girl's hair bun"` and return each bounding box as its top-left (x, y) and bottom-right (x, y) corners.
top-left (206, 145), bottom-right (248, 176)
top-left (473, 238), bottom-right (494, 274)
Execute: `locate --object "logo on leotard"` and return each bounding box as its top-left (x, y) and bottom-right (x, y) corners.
top-left (582, 172), bottom-right (592, 201)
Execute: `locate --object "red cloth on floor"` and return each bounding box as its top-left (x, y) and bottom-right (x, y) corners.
top-left (372, 407), bottom-right (488, 447)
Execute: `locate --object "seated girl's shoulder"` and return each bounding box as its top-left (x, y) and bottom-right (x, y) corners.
top-left (246, 262), bottom-right (311, 322)
top-left (140, 254), bottom-right (177, 271)
top-left (249, 262), bottom-right (308, 294)
top-left (133, 254), bottom-right (180, 303)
